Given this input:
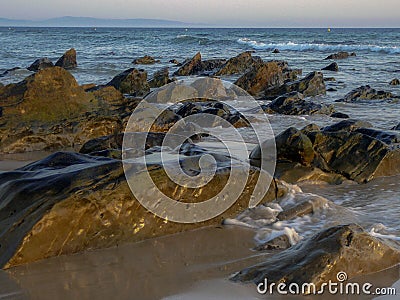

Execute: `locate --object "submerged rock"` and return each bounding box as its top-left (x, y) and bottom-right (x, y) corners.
top-left (0, 151), bottom-right (286, 268)
top-left (325, 51), bottom-right (356, 60)
top-left (321, 62), bottom-right (339, 72)
top-left (231, 224), bottom-right (400, 289)
top-left (27, 58), bottom-right (54, 72)
top-left (107, 68), bottom-right (150, 96)
top-left (132, 55), bottom-right (160, 65)
top-left (330, 112), bottom-right (349, 119)
top-left (336, 85), bottom-right (399, 102)
top-left (55, 48), bottom-right (77, 70)
top-left (215, 51), bottom-right (263, 76)
top-left (392, 123), bottom-right (400, 130)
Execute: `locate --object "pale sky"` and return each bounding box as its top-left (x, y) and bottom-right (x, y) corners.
top-left (1, 0), bottom-right (400, 27)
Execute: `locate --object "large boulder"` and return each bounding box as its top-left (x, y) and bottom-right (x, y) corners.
top-left (321, 62), bottom-right (339, 72)
top-left (27, 58), bottom-right (54, 72)
top-left (336, 85), bottom-right (399, 102)
top-left (231, 224), bottom-right (400, 289)
top-left (234, 61), bottom-right (284, 98)
top-left (55, 48), bottom-right (77, 70)
top-left (0, 151), bottom-right (287, 268)
top-left (264, 92), bottom-right (335, 115)
top-left (325, 51), bottom-right (356, 60)
top-left (107, 68), bottom-right (150, 96)
top-left (132, 55), bottom-right (160, 65)
top-left (215, 51), bottom-right (263, 76)
top-left (264, 72), bottom-right (326, 100)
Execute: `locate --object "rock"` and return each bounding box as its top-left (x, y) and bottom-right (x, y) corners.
top-left (325, 51), bottom-right (356, 60)
top-left (81, 83), bottom-right (96, 91)
top-left (336, 85), bottom-right (399, 102)
top-left (392, 123), bottom-right (400, 130)
top-left (234, 61), bottom-right (284, 98)
top-left (0, 151), bottom-right (286, 268)
top-left (0, 67), bottom-right (21, 77)
top-left (326, 88), bottom-right (337, 92)
top-left (132, 55), bottom-right (160, 65)
top-left (173, 52), bottom-right (202, 76)
top-left (272, 49), bottom-right (280, 54)
top-left (322, 119), bottom-right (372, 132)
top-left (231, 224), bottom-right (400, 289)
top-left (265, 92), bottom-right (335, 115)
top-left (324, 77), bottom-right (336, 82)
top-left (321, 62), bottom-right (339, 71)
top-left (330, 112), bottom-right (349, 119)
top-left (389, 78), bottom-right (400, 86)
top-left (354, 128), bottom-right (400, 144)
top-left (276, 199), bottom-right (314, 221)
top-left (55, 48), bottom-right (77, 69)
top-left (107, 68), bottom-right (150, 96)
top-left (89, 85), bottom-right (127, 107)
top-left (169, 59), bottom-right (179, 65)
top-left (264, 72), bottom-right (326, 99)
top-left (215, 52), bottom-right (263, 76)
top-left (0, 66), bottom-right (96, 124)
top-left (27, 58), bottom-right (54, 72)
top-left (254, 234), bottom-right (291, 251)
top-left (148, 67), bottom-right (173, 88)
top-left (198, 59), bottom-right (226, 75)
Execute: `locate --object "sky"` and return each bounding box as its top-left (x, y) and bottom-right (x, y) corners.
top-left (1, 0), bottom-right (400, 27)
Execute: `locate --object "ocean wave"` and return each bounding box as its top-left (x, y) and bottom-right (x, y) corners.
top-left (237, 38), bottom-right (400, 54)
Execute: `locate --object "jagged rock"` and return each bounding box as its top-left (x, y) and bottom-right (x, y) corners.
top-left (198, 59), bottom-right (226, 75)
top-left (148, 67), bottom-right (173, 88)
top-left (55, 48), bottom-right (77, 69)
top-left (81, 83), bottom-right (96, 91)
top-left (0, 151), bottom-right (287, 268)
top-left (264, 72), bottom-right (326, 99)
top-left (325, 51), bottom-right (356, 60)
top-left (89, 85), bottom-right (127, 107)
top-left (27, 58), bottom-right (54, 72)
top-left (392, 123), bottom-right (400, 130)
top-left (389, 78), bottom-right (400, 86)
top-left (330, 112), bottom-right (349, 119)
top-left (254, 235), bottom-right (291, 251)
top-left (107, 68), bottom-right (150, 96)
top-left (132, 55), bottom-right (160, 65)
top-left (169, 59), bottom-right (179, 65)
top-left (322, 119), bottom-right (372, 132)
top-left (354, 128), bottom-right (400, 144)
top-left (336, 85), bottom-right (399, 102)
top-left (234, 61), bottom-right (284, 98)
top-left (231, 224), bottom-right (400, 289)
top-left (272, 49), bottom-right (280, 54)
top-left (215, 52), bottom-right (263, 76)
top-left (173, 52), bottom-right (202, 76)
top-left (264, 92), bottom-right (335, 115)
top-left (321, 62), bottom-right (339, 71)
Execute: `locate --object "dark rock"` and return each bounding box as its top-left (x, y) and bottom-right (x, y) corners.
top-left (199, 59), bottom-right (227, 75)
top-left (322, 119), bottom-right (372, 132)
top-left (330, 112), bottom-right (349, 119)
top-left (148, 67), bottom-right (173, 88)
top-left (234, 61), bottom-right (284, 98)
top-left (324, 77), bottom-right (336, 82)
top-left (265, 92), bottom-right (335, 115)
top-left (354, 128), bottom-right (400, 144)
top-left (107, 68), bottom-right (150, 96)
top-left (173, 52), bottom-right (202, 76)
top-left (326, 88), bottom-right (337, 92)
top-left (0, 151), bottom-right (287, 268)
top-left (55, 48), bottom-right (77, 70)
top-left (264, 72), bottom-right (326, 99)
top-left (321, 62), bottom-right (339, 71)
top-left (231, 224), bottom-right (400, 289)
top-left (272, 49), bottom-right (280, 54)
top-left (336, 85), bottom-right (399, 102)
top-left (392, 123), bottom-right (400, 130)
top-left (132, 55), bottom-right (160, 65)
top-left (215, 51), bottom-right (263, 76)
top-left (254, 235), bottom-right (290, 251)
top-left (27, 58), bottom-right (54, 72)
top-left (325, 51), bottom-right (356, 60)
top-left (0, 67), bottom-right (21, 77)
top-left (389, 78), bottom-right (400, 86)
top-left (89, 85), bottom-right (127, 107)
top-left (169, 59), bottom-right (179, 65)
top-left (277, 200), bottom-right (314, 221)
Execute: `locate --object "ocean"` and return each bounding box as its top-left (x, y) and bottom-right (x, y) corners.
top-left (0, 27), bottom-right (399, 298)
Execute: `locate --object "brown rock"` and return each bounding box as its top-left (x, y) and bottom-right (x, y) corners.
top-left (215, 51), bottom-right (263, 76)
top-left (173, 52), bottom-right (202, 76)
top-left (27, 58), bottom-right (54, 72)
top-left (55, 48), bottom-right (77, 69)
top-left (148, 67), bottom-right (173, 88)
top-left (107, 68), bottom-right (150, 96)
top-left (132, 55), bottom-right (160, 65)
top-left (321, 62), bottom-right (339, 71)
top-left (389, 78), bottom-right (400, 86)
top-left (325, 51), bottom-right (356, 60)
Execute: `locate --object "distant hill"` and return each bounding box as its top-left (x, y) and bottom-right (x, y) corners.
top-left (0, 16), bottom-right (201, 27)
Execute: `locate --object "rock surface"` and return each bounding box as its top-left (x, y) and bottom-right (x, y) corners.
top-left (132, 55), bottom-right (160, 65)
top-left (325, 51), bottom-right (356, 60)
top-left (389, 78), bottom-right (400, 85)
top-left (173, 52), bottom-right (202, 76)
top-left (321, 62), bottom-right (339, 71)
top-left (336, 85), bottom-right (399, 102)
top-left (231, 224), bottom-right (400, 289)
top-left (148, 67), bottom-right (174, 88)
top-left (107, 68), bottom-right (150, 96)
top-left (27, 58), bottom-right (54, 72)
top-left (55, 48), bottom-right (77, 69)
top-left (215, 51), bottom-right (263, 76)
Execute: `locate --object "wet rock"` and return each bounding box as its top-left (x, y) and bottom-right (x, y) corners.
top-left (321, 62), bottom-right (339, 71)
top-left (392, 123), bottom-right (400, 130)
top-left (264, 92), bottom-right (335, 115)
top-left (335, 85), bottom-right (399, 102)
top-left (272, 49), bottom-right (280, 54)
top-left (354, 128), bottom-right (400, 144)
top-left (330, 112), bottom-right (349, 119)
top-left (264, 72), bottom-right (326, 99)
top-left (324, 77), bottom-right (336, 82)
top-left (389, 78), bottom-right (400, 86)
top-left (132, 55), bottom-right (160, 65)
top-left (215, 51), bottom-right (263, 76)
top-left (276, 200), bottom-right (314, 221)
top-left (169, 59), bottom-right (179, 65)
top-left (234, 61), bottom-right (284, 98)
top-left (173, 52), bottom-right (202, 76)
top-left (55, 48), bottom-right (77, 70)
top-left (254, 235), bottom-right (291, 251)
top-left (0, 67), bottom-right (21, 77)
top-left (81, 83), bottom-right (97, 91)
top-left (198, 59), bottom-right (226, 75)
top-left (325, 51), bottom-right (356, 60)
top-left (107, 68), bottom-right (150, 96)
top-left (148, 67), bottom-right (173, 88)
top-left (322, 119), bottom-right (372, 132)
top-left (89, 85), bottom-right (127, 108)
top-left (0, 151), bottom-right (287, 268)
top-left (231, 224), bottom-right (400, 289)
top-left (27, 58), bottom-right (54, 72)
